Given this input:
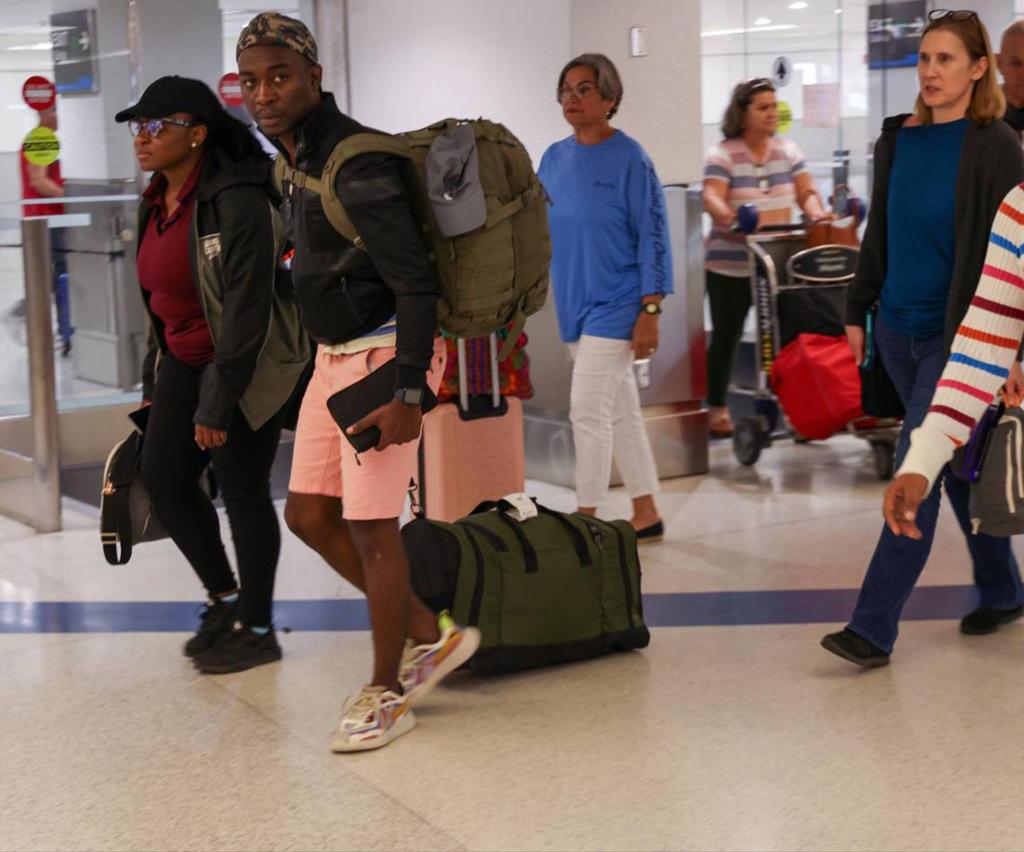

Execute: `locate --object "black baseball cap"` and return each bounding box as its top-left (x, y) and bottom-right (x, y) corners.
top-left (114, 76), bottom-right (224, 124)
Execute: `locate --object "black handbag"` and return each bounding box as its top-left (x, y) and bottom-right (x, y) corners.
top-left (99, 408), bottom-right (216, 565)
top-left (859, 308), bottom-right (905, 418)
top-left (100, 428), bottom-right (165, 565)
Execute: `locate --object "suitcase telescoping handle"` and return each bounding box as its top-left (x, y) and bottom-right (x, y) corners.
top-left (455, 334), bottom-right (508, 422)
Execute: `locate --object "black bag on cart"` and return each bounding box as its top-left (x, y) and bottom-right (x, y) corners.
top-left (777, 287), bottom-right (846, 349)
top-left (403, 496), bottom-right (649, 673)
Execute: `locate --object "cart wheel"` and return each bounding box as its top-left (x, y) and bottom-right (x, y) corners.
top-left (753, 397), bottom-right (780, 434)
top-left (734, 416), bottom-right (770, 466)
top-left (872, 441), bottom-right (895, 481)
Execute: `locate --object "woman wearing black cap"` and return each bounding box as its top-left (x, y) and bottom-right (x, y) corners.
top-left (116, 76), bottom-right (309, 673)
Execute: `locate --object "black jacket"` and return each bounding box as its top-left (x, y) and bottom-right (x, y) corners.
top-left (847, 114), bottom-right (1024, 352)
top-left (139, 148), bottom-right (309, 430)
top-left (270, 93), bottom-right (438, 391)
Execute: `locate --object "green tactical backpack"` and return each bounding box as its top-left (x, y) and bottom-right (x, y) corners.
top-left (273, 118), bottom-right (551, 361)
top-left (403, 499), bottom-right (650, 674)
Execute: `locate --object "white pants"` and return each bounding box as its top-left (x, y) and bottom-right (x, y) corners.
top-left (568, 335), bottom-right (660, 508)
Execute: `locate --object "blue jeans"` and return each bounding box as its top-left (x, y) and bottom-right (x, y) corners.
top-left (50, 228), bottom-right (72, 346)
top-left (847, 315), bottom-right (1024, 652)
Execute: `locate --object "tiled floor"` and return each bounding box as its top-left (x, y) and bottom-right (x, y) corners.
top-left (3, 435), bottom-right (1023, 851)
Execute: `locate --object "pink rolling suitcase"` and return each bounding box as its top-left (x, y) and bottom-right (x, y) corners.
top-left (417, 335), bottom-right (526, 522)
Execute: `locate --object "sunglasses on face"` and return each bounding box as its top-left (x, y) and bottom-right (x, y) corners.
top-left (128, 117), bottom-right (201, 138)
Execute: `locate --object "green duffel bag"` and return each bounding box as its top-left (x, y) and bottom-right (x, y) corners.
top-left (403, 497), bottom-right (650, 673)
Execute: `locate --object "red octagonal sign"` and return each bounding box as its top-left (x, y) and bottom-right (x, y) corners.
top-left (22, 76), bottom-right (56, 112)
top-left (218, 73), bottom-right (243, 107)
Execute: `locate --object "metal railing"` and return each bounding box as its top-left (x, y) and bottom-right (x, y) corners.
top-left (0, 218), bottom-right (62, 532)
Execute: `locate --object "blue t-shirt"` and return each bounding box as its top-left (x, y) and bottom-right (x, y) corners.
top-left (879, 118), bottom-right (967, 338)
top-left (537, 131), bottom-right (673, 342)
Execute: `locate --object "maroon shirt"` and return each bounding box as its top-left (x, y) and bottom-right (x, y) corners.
top-left (137, 159), bottom-right (215, 366)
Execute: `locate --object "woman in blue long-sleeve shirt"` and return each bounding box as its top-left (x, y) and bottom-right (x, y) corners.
top-left (538, 53), bottom-right (673, 542)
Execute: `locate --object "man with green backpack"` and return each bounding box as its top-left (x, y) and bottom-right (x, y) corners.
top-left (236, 12), bottom-right (486, 753)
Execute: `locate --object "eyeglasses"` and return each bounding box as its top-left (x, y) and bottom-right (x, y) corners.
top-left (928, 9), bottom-right (979, 23)
top-left (128, 117), bottom-right (200, 138)
top-left (557, 81), bottom-right (598, 102)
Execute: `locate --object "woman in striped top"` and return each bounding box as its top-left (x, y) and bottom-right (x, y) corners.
top-left (886, 187), bottom-right (1024, 532)
top-left (702, 78), bottom-right (830, 437)
top-left (821, 10), bottom-right (1024, 669)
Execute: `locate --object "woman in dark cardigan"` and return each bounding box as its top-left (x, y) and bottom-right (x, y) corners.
top-left (822, 10), bottom-right (1024, 667)
top-left (120, 77), bottom-right (308, 673)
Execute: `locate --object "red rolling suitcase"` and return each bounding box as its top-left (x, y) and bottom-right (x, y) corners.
top-left (417, 335), bottom-right (526, 522)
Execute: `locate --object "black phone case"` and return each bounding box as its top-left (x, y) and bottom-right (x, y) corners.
top-left (326, 357), bottom-right (438, 453)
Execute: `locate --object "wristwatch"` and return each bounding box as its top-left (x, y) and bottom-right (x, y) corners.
top-left (394, 387), bottom-right (424, 406)
top-left (641, 302), bottom-right (662, 316)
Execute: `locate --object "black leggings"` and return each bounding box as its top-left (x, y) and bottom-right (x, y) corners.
top-left (705, 269), bottom-right (753, 408)
top-left (141, 353), bottom-right (285, 626)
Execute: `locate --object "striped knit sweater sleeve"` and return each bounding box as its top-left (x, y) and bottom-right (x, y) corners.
top-left (899, 184), bottom-right (1024, 492)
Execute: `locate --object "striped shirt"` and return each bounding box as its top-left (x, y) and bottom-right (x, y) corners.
top-left (703, 136), bottom-right (809, 276)
top-left (899, 184), bottom-right (1024, 491)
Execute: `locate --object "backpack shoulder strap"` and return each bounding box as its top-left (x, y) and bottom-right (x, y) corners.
top-left (316, 133), bottom-right (414, 249)
top-left (274, 133), bottom-right (414, 250)
top-left (272, 154), bottom-right (288, 195)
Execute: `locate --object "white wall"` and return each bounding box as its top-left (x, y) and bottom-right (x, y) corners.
top-left (342, 0), bottom-right (702, 181)
top-left (51, 0), bottom-right (222, 182)
top-left (345, 0), bottom-right (572, 168)
top-left (137, 0), bottom-right (222, 90)
top-left (571, 0), bottom-right (703, 183)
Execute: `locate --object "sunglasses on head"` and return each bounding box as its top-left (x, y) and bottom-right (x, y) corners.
top-left (740, 77), bottom-right (775, 103)
top-left (927, 9), bottom-right (980, 24)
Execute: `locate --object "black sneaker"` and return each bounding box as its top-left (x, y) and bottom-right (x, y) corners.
top-left (820, 629), bottom-right (891, 668)
top-left (183, 597), bottom-right (238, 659)
top-left (193, 624), bottom-right (282, 674)
top-left (960, 605), bottom-right (1024, 635)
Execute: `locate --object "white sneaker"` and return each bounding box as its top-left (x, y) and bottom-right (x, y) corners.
top-left (399, 612), bottom-right (481, 705)
top-left (330, 685), bottom-right (416, 753)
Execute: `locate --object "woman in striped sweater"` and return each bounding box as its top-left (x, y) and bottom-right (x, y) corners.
top-left (821, 11), bottom-right (1024, 668)
top-left (886, 187), bottom-right (1024, 539)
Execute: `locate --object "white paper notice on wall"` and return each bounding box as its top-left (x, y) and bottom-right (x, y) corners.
top-left (630, 26), bottom-right (648, 57)
top-left (803, 82), bottom-right (840, 129)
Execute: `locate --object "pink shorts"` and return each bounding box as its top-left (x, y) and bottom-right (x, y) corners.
top-left (288, 340), bottom-right (446, 520)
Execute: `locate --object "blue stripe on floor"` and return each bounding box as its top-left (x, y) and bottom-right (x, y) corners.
top-left (0, 586), bottom-right (982, 633)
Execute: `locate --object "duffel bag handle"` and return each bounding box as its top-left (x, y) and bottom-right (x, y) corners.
top-left (467, 498), bottom-right (538, 573)
top-left (469, 497), bottom-right (593, 569)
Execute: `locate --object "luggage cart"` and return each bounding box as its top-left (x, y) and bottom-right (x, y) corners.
top-left (730, 224), bottom-right (900, 480)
